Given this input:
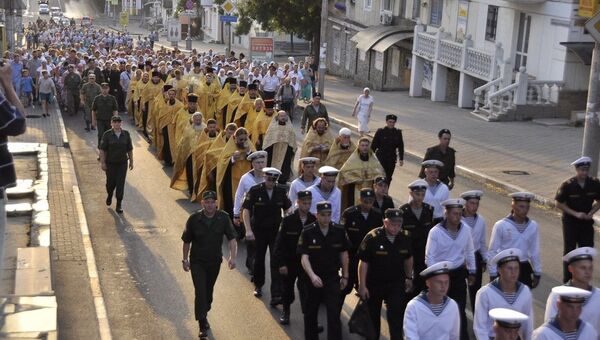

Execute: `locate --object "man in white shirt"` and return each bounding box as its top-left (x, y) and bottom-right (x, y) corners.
top-left (544, 247), bottom-right (600, 338)
top-left (489, 308), bottom-right (530, 340)
top-left (261, 65), bottom-right (279, 100)
top-left (425, 198), bottom-right (475, 340)
top-left (488, 192), bottom-right (541, 289)
top-left (306, 166), bottom-right (342, 223)
top-left (289, 157), bottom-right (320, 205)
top-left (233, 151), bottom-right (267, 277)
top-left (404, 261), bottom-right (460, 340)
top-left (421, 160), bottom-right (450, 224)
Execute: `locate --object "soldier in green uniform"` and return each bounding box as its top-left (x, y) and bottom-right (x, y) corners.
top-left (92, 82), bottom-right (118, 146)
top-left (182, 190), bottom-right (238, 338)
top-left (99, 115), bottom-right (133, 213)
top-left (80, 73), bottom-right (102, 132)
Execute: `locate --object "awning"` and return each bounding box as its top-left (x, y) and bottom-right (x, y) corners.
top-left (350, 24), bottom-right (413, 52)
top-left (560, 42), bottom-right (594, 65)
top-left (372, 32), bottom-right (413, 53)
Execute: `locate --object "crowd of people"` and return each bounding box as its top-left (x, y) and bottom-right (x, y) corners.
top-left (7, 17), bottom-right (600, 340)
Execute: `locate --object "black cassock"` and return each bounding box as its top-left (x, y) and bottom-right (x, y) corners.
top-left (266, 144), bottom-right (294, 184)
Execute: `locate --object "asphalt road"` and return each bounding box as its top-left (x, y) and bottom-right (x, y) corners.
top-left (22, 1), bottom-right (600, 338)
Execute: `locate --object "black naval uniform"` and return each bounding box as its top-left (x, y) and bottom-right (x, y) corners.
top-left (357, 227), bottom-right (413, 340)
top-left (273, 210), bottom-right (316, 314)
top-left (419, 145), bottom-right (456, 186)
top-left (371, 126), bottom-right (404, 185)
top-left (340, 205), bottom-right (382, 307)
top-left (298, 222), bottom-right (350, 340)
top-left (242, 182), bottom-right (292, 299)
top-left (181, 209), bottom-right (237, 322)
top-left (555, 176), bottom-right (600, 282)
top-left (399, 202), bottom-right (434, 297)
top-left (99, 128), bottom-right (133, 206)
top-left (373, 194), bottom-right (395, 217)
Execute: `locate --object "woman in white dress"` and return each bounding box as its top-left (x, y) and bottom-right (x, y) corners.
top-left (351, 87), bottom-right (374, 136)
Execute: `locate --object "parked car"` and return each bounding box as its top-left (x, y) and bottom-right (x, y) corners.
top-left (61, 17), bottom-right (70, 26)
top-left (50, 7), bottom-right (61, 17)
top-left (38, 4), bottom-right (49, 15)
top-left (38, 0), bottom-right (48, 4)
top-left (81, 16), bottom-right (92, 27)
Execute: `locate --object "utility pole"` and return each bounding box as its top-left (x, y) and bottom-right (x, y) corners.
top-left (226, 22), bottom-right (231, 58)
top-left (318, 0), bottom-right (328, 98)
top-left (582, 42), bottom-right (600, 177)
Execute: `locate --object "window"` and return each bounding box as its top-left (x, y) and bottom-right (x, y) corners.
top-left (514, 13), bottom-right (531, 71)
top-left (485, 5), bottom-right (499, 41)
top-left (412, 0), bottom-right (421, 19)
top-left (429, 0), bottom-right (443, 27)
top-left (364, 0), bottom-right (372, 11)
top-left (382, 0), bottom-right (393, 11)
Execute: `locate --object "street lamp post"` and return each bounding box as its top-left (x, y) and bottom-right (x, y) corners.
top-left (318, 0), bottom-right (328, 98)
top-left (186, 15), bottom-right (192, 50)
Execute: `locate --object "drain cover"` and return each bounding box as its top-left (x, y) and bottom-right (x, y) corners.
top-left (502, 170), bottom-right (530, 175)
top-left (124, 224), bottom-right (167, 234)
top-left (26, 114), bottom-right (42, 119)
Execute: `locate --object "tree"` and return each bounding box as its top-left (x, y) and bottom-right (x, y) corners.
top-left (235, 0), bottom-right (322, 55)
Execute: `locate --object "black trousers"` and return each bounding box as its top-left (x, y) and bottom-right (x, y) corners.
top-left (380, 159), bottom-right (396, 185)
top-left (162, 126), bottom-right (173, 165)
top-left (106, 162), bottom-right (127, 202)
top-left (562, 221), bottom-right (594, 282)
top-left (253, 226), bottom-right (282, 298)
top-left (185, 156), bottom-right (194, 196)
top-left (519, 261), bottom-right (534, 289)
top-left (280, 100), bottom-right (294, 121)
top-left (281, 263), bottom-right (307, 312)
top-left (340, 254), bottom-right (358, 310)
top-left (66, 89), bottom-right (80, 115)
top-left (190, 261), bottom-right (221, 321)
top-left (97, 119), bottom-right (111, 146)
top-left (142, 102), bottom-right (149, 136)
top-left (468, 251), bottom-right (484, 312)
top-left (447, 266), bottom-right (469, 340)
top-left (367, 283), bottom-right (406, 340)
top-left (304, 275), bottom-right (342, 340)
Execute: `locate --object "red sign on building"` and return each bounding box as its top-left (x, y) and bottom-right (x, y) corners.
top-left (250, 37), bottom-right (274, 52)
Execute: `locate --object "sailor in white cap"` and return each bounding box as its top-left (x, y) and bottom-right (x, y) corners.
top-left (288, 157), bottom-right (321, 205)
top-left (425, 198), bottom-right (475, 340)
top-left (533, 286), bottom-right (597, 340)
top-left (544, 247), bottom-right (600, 337)
top-left (418, 159), bottom-right (450, 223)
top-left (403, 261), bottom-right (460, 340)
top-left (232, 150), bottom-right (267, 276)
top-left (400, 179), bottom-right (435, 297)
top-left (460, 190), bottom-right (489, 311)
top-left (474, 248), bottom-right (533, 340)
top-left (488, 192), bottom-right (541, 289)
top-left (306, 166), bottom-right (342, 223)
top-left (555, 156), bottom-right (600, 283)
top-left (489, 308), bottom-right (530, 340)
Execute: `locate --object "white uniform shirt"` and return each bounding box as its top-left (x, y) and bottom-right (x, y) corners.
top-left (462, 215), bottom-right (489, 259)
top-left (487, 216), bottom-right (541, 276)
top-left (425, 222), bottom-right (476, 273)
top-left (544, 286), bottom-right (600, 339)
top-left (403, 293), bottom-right (460, 340)
top-left (423, 181), bottom-right (450, 219)
top-left (473, 281), bottom-right (534, 340)
top-left (233, 171), bottom-right (265, 217)
top-left (262, 73), bottom-right (279, 92)
top-left (288, 176), bottom-right (320, 206)
top-left (533, 319), bottom-right (597, 340)
top-left (306, 183), bottom-right (342, 223)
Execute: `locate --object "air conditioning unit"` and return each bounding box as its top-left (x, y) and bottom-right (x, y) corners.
top-left (380, 12), bottom-right (393, 26)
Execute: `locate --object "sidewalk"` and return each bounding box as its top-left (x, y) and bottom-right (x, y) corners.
top-left (10, 103), bottom-right (103, 339)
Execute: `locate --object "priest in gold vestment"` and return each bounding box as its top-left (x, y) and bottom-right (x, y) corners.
top-left (299, 117), bottom-right (333, 163)
top-left (325, 127), bottom-right (356, 169)
top-left (170, 112), bottom-right (205, 195)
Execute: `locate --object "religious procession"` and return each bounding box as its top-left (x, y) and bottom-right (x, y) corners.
top-left (6, 15), bottom-right (600, 340)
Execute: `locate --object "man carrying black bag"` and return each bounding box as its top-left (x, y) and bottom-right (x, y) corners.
top-left (348, 299), bottom-right (377, 340)
top-left (356, 208), bottom-right (414, 340)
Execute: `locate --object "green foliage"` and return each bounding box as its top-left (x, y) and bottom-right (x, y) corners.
top-left (235, 0), bottom-right (321, 40)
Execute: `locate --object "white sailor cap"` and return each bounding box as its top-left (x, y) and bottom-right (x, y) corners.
top-left (491, 248), bottom-right (522, 267)
top-left (247, 150), bottom-right (267, 161)
top-left (552, 286), bottom-right (591, 303)
top-left (262, 167), bottom-right (282, 177)
top-left (460, 190), bottom-right (483, 200)
top-left (299, 157), bottom-right (320, 164)
top-left (422, 159), bottom-right (444, 168)
top-left (509, 192), bottom-right (535, 202)
top-left (420, 261), bottom-right (452, 279)
top-left (408, 179), bottom-right (428, 191)
top-left (563, 247), bottom-right (597, 264)
top-left (339, 128), bottom-right (352, 136)
top-left (571, 156), bottom-right (592, 168)
top-left (489, 308), bottom-right (529, 329)
top-left (441, 198), bottom-right (466, 209)
top-left (318, 166), bottom-right (339, 176)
